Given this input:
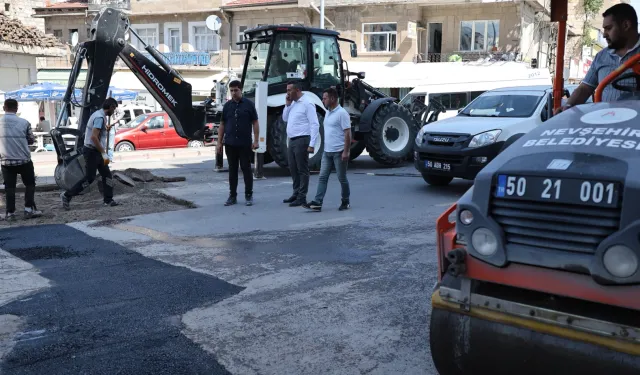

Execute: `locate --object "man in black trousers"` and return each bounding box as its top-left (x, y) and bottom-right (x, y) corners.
top-left (282, 81), bottom-right (320, 206)
top-left (0, 99), bottom-right (42, 220)
top-left (218, 80), bottom-right (259, 206)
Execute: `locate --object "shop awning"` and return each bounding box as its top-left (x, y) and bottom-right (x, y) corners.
top-left (37, 69), bottom-right (86, 87)
top-left (344, 61), bottom-right (550, 89)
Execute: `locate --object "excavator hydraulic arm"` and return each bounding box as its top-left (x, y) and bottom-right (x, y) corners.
top-left (54, 6), bottom-right (205, 145)
top-left (50, 6), bottom-right (207, 190)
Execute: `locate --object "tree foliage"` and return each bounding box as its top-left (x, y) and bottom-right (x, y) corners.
top-left (580, 0), bottom-right (604, 47)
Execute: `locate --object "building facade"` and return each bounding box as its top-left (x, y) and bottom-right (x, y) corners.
top-left (0, 0), bottom-right (64, 125)
top-left (564, 0), bottom-right (628, 82)
top-left (34, 0), bottom-right (557, 105)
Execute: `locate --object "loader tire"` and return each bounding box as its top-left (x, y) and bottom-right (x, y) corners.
top-left (349, 140), bottom-right (366, 160)
top-left (269, 111), bottom-right (324, 170)
top-left (366, 103), bottom-right (418, 166)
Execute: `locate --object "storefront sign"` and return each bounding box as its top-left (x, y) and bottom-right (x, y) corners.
top-left (142, 52), bottom-right (211, 66)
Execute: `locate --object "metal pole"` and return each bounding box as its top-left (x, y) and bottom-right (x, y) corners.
top-left (320, 0), bottom-right (325, 29)
top-left (254, 151), bottom-right (264, 179)
top-left (553, 20), bottom-right (566, 111)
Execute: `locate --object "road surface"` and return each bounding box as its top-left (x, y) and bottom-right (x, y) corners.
top-left (0, 151), bottom-right (473, 375)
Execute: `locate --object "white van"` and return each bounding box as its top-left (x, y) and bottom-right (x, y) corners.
top-left (117, 103), bottom-right (155, 126)
top-left (400, 68), bottom-right (552, 124)
top-left (413, 85), bottom-right (558, 186)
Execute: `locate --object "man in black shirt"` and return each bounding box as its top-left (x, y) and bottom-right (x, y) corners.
top-left (218, 80), bottom-right (259, 206)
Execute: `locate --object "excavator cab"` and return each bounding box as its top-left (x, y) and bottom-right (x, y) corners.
top-left (239, 25), bottom-right (351, 103)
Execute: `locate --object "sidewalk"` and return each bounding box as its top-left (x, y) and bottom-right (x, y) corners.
top-left (0, 147), bottom-right (220, 190)
top-left (30, 146), bottom-right (218, 166)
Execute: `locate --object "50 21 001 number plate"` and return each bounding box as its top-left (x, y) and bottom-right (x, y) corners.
top-left (495, 174), bottom-right (620, 208)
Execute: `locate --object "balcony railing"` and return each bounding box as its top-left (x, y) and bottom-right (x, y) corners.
top-left (88, 0), bottom-right (130, 11)
top-left (37, 56), bottom-right (87, 69)
top-left (412, 51), bottom-right (520, 64)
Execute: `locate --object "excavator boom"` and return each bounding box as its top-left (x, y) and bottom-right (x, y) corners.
top-left (56, 6), bottom-right (205, 143)
top-left (50, 6), bottom-right (208, 190)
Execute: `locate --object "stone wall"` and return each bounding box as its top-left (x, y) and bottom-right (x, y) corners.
top-left (326, 4), bottom-right (419, 63)
top-left (44, 14), bottom-right (92, 45)
top-left (131, 0), bottom-right (222, 14)
top-left (421, 3), bottom-right (522, 55)
top-left (5, 0), bottom-right (46, 30)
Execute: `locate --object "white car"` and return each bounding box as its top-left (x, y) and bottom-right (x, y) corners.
top-left (413, 85), bottom-right (557, 186)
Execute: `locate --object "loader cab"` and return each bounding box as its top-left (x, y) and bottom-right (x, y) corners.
top-left (239, 25), bottom-right (354, 103)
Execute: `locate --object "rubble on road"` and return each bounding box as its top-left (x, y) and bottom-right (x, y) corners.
top-left (0, 169), bottom-right (194, 227)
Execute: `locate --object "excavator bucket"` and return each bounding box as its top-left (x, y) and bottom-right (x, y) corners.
top-left (429, 205), bottom-right (640, 375)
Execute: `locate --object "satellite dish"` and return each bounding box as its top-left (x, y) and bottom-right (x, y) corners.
top-left (205, 15), bottom-right (222, 32)
top-left (71, 31), bottom-right (79, 47)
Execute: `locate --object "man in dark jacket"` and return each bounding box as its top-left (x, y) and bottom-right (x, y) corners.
top-left (218, 80), bottom-right (259, 206)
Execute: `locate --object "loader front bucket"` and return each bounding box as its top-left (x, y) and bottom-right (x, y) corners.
top-left (429, 290), bottom-right (640, 375)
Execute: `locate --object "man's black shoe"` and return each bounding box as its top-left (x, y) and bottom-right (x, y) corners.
top-left (339, 200), bottom-right (350, 211)
top-left (303, 201), bottom-right (322, 211)
top-left (225, 196), bottom-right (237, 206)
top-left (283, 196), bottom-right (297, 203)
top-left (245, 195), bottom-right (253, 206)
top-left (289, 199), bottom-right (305, 207)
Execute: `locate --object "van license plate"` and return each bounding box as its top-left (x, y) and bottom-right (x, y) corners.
top-left (426, 160), bottom-right (451, 171)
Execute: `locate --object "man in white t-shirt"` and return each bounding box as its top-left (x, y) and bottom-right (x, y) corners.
top-left (304, 87), bottom-right (351, 212)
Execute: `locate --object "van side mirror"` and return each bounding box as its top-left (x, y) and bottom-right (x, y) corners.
top-left (350, 43), bottom-right (357, 58)
top-left (457, 108), bottom-right (463, 114)
top-left (357, 72), bottom-right (365, 80)
top-left (546, 93), bottom-right (554, 121)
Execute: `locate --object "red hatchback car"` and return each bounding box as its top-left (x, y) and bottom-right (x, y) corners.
top-left (114, 111), bottom-right (208, 152)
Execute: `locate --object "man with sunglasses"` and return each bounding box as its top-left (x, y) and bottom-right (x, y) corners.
top-left (218, 80), bottom-right (259, 206)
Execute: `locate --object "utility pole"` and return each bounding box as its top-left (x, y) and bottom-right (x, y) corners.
top-left (320, 0), bottom-right (325, 29)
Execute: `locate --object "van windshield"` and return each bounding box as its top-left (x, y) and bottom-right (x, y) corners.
top-left (460, 93), bottom-right (544, 118)
top-left (120, 114), bottom-right (149, 128)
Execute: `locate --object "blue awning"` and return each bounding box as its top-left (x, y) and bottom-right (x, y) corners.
top-left (6, 82), bottom-right (138, 102)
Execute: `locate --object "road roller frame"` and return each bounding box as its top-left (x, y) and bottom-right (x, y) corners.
top-left (430, 205), bottom-right (640, 375)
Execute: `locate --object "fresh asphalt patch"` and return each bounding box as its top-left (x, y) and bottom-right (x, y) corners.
top-left (0, 224), bottom-right (243, 375)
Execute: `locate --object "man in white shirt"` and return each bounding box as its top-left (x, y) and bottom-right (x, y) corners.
top-left (282, 81), bottom-right (320, 206)
top-left (304, 87), bottom-right (351, 212)
top-left (36, 116), bottom-right (50, 133)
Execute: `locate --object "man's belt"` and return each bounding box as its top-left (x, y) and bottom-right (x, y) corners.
top-left (289, 135), bottom-right (310, 141)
